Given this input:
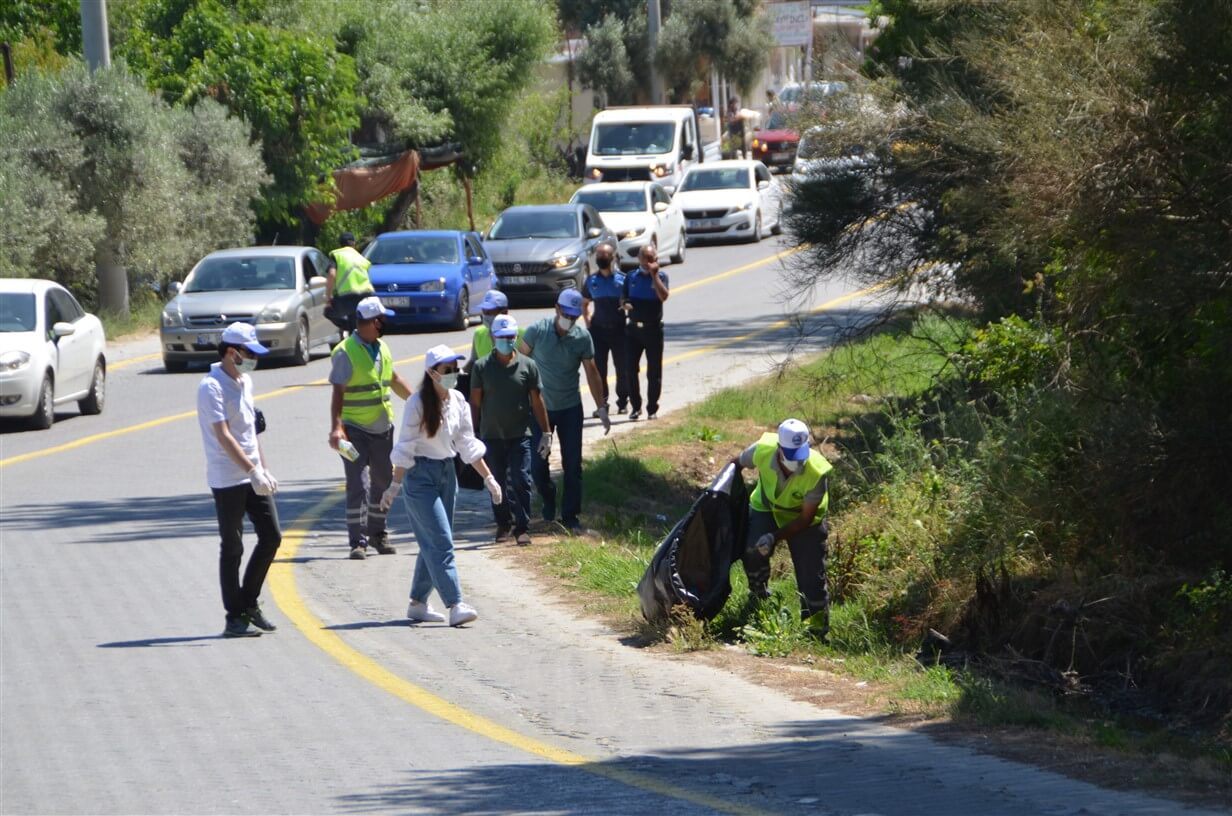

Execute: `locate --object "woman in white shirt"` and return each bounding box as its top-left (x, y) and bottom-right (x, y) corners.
top-left (380, 345), bottom-right (502, 626)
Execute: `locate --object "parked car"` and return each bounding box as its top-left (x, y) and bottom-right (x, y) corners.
top-left (0, 278), bottom-right (107, 429)
top-left (674, 160), bottom-right (783, 243)
top-left (570, 181), bottom-right (686, 268)
top-left (160, 246), bottom-right (337, 372)
top-left (482, 204), bottom-right (618, 299)
top-left (750, 110), bottom-right (800, 173)
top-left (791, 125), bottom-right (881, 182)
top-left (776, 80), bottom-right (848, 109)
top-left (363, 230), bottom-right (497, 331)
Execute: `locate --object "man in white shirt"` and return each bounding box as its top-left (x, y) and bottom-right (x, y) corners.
top-left (196, 322), bottom-right (281, 638)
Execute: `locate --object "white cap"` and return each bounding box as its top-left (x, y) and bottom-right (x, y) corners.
top-left (424, 344), bottom-right (465, 371)
top-left (220, 322), bottom-right (268, 355)
top-left (777, 418), bottom-right (811, 461)
top-left (480, 289), bottom-right (508, 311)
top-left (356, 296), bottom-right (394, 320)
top-left (490, 314), bottom-right (518, 338)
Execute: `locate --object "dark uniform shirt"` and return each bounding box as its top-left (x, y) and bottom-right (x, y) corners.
top-left (623, 267), bottom-right (670, 325)
top-left (582, 270), bottom-right (626, 329)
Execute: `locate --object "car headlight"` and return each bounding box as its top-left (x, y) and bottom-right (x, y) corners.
top-left (587, 167), bottom-right (603, 181)
top-left (619, 227), bottom-right (646, 239)
top-left (161, 309), bottom-right (182, 328)
top-left (0, 351), bottom-right (31, 372)
top-left (420, 278), bottom-right (445, 292)
top-left (739, 201), bottom-right (755, 211)
top-left (651, 163), bottom-right (672, 178)
top-left (550, 254), bottom-right (579, 269)
top-left (255, 306), bottom-right (286, 324)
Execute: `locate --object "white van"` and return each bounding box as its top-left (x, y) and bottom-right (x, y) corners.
top-left (583, 106), bottom-right (721, 193)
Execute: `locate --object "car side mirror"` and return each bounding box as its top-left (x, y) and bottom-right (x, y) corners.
top-left (757, 180), bottom-right (770, 190)
top-left (52, 321), bottom-right (76, 338)
top-left (468, 255), bottom-right (484, 265)
top-left (653, 201), bottom-right (668, 213)
top-left (170, 281), bottom-right (182, 294)
top-left (309, 275), bottom-right (327, 287)
top-left (681, 144), bottom-right (694, 161)
top-left (663, 185), bottom-right (676, 197)
top-left (586, 227), bottom-right (602, 239)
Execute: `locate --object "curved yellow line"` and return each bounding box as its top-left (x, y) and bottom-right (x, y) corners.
top-left (269, 489), bottom-right (774, 816)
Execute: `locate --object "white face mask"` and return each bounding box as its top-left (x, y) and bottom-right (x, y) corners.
top-left (435, 371), bottom-right (458, 390)
top-left (780, 455), bottom-right (803, 474)
top-left (557, 315), bottom-right (576, 331)
top-left (235, 353), bottom-right (257, 374)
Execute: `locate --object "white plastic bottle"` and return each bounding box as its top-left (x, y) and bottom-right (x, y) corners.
top-left (337, 439), bottom-right (359, 462)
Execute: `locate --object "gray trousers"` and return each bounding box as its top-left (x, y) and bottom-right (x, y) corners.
top-left (741, 509), bottom-right (829, 626)
top-left (342, 424), bottom-right (394, 547)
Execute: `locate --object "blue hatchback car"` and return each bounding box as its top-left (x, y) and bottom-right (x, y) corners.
top-left (363, 230), bottom-right (498, 330)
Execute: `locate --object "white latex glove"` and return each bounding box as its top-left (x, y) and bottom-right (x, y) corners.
top-left (753, 532), bottom-right (775, 557)
top-left (484, 474), bottom-right (503, 506)
top-left (265, 470), bottom-right (279, 494)
top-left (379, 482), bottom-right (402, 512)
top-left (248, 466), bottom-right (274, 496)
top-left (537, 431), bottom-right (554, 460)
top-left (597, 405), bottom-right (611, 435)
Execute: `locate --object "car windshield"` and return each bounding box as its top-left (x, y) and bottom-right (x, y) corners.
top-left (185, 257), bottom-right (296, 292)
top-left (572, 189), bottom-right (646, 213)
top-left (488, 210), bottom-right (579, 240)
top-left (779, 81), bottom-right (847, 105)
top-left (591, 123), bottom-right (675, 156)
top-left (679, 168), bottom-right (750, 192)
top-left (367, 235), bottom-right (459, 265)
top-left (0, 293), bottom-right (36, 332)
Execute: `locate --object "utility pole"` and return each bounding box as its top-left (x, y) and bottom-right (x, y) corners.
top-left (81, 0), bottom-right (111, 72)
top-left (647, 0), bottom-right (664, 104)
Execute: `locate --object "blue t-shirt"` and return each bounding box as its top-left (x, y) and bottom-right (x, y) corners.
top-left (623, 267), bottom-right (669, 324)
top-left (582, 270), bottom-right (626, 328)
top-left (521, 317), bottom-right (595, 411)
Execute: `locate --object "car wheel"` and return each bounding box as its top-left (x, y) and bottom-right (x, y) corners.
top-left (78, 359), bottom-right (106, 415)
top-left (746, 212), bottom-right (762, 243)
top-left (32, 375), bottom-right (54, 430)
top-left (163, 357), bottom-right (188, 373)
top-left (292, 317), bottom-right (310, 366)
top-left (670, 230), bottom-right (686, 264)
top-left (452, 287), bottom-right (470, 331)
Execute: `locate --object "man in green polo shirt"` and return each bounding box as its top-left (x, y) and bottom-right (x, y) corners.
top-left (519, 289), bottom-right (611, 534)
top-left (328, 296), bottom-right (412, 559)
top-left (470, 315), bottom-right (550, 546)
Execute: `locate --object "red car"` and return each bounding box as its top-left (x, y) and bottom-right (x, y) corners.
top-left (751, 110), bottom-right (799, 172)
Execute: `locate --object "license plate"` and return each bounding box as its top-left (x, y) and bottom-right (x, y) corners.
top-left (771, 152), bottom-right (792, 162)
top-left (503, 275), bottom-right (538, 285)
top-left (196, 332), bottom-right (220, 345)
top-left (689, 219), bottom-right (720, 229)
top-left (384, 296), bottom-right (410, 308)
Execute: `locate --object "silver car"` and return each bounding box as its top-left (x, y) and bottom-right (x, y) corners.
top-left (482, 204), bottom-right (617, 300)
top-left (160, 246), bottom-right (339, 372)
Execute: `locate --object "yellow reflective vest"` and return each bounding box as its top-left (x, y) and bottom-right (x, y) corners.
top-left (749, 432), bottom-right (831, 527)
top-left (330, 246), bottom-right (373, 296)
top-left (333, 335), bottom-right (393, 427)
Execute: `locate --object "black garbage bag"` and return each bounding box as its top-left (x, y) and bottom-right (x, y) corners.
top-left (637, 463), bottom-right (749, 624)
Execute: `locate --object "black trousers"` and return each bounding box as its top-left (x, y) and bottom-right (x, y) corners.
top-left (740, 509), bottom-right (829, 625)
top-left (626, 321), bottom-right (664, 414)
top-left (327, 292), bottom-right (365, 334)
top-left (589, 323), bottom-right (628, 410)
top-left (212, 483), bottom-right (282, 618)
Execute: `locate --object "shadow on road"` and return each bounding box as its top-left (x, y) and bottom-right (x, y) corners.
top-left (96, 634), bottom-right (230, 648)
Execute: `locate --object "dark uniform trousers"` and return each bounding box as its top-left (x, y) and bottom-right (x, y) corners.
top-left (211, 484), bottom-right (282, 617)
top-left (741, 510), bottom-right (830, 630)
top-left (589, 322), bottom-right (628, 411)
top-left (626, 320), bottom-right (664, 415)
top-left (327, 292), bottom-right (366, 335)
top-left (341, 424), bottom-right (394, 548)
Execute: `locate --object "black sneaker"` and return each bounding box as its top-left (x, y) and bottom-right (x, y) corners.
top-left (648, 411), bottom-right (658, 420)
top-left (370, 533), bottom-right (396, 555)
top-left (243, 606), bottom-right (277, 632)
top-left (495, 525), bottom-right (512, 543)
top-left (223, 616), bottom-right (260, 638)
top-left (349, 546), bottom-right (367, 560)
top-left (629, 410), bottom-right (641, 421)
top-left (616, 405), bottom-right (628, 415)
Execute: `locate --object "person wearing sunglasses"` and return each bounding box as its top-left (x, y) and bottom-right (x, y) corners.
top-left (380, 345), bottom-right (503, 627)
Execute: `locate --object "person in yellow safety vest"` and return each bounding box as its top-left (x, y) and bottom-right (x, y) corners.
top-left (731, 418), bottom-right (834, 639)
top-left (325, 232), bottom-right (375, 336)
top-left (464, 289), bottom-right (524, 373)
top-left (328, 296), bottom-right (413, 560)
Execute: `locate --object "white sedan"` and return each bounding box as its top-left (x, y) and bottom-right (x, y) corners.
top-left (0, 278), bottom-right (107, 429)
top-left (570, 181), bottom-right (687, 268)
top-left (673, 160), bottom-right (783, 243)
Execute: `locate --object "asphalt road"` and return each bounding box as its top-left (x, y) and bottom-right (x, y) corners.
top-left (1, 237), bottom-right (1217, 815)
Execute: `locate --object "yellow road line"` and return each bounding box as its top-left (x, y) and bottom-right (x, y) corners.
top-left (268, 489), bottom-right (773, 816)
top-left (672, 245), bottom-right (806, 295)
top-left (108, 352), bottom-right (163, 372)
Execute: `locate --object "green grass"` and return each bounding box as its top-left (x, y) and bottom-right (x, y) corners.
top-left (100, 291), bottom-right (165, 340)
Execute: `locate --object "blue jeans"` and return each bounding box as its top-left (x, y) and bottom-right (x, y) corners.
top-left (530, 403), bottom-right (584, 527)
top-left (399, 457), bottom-right (463, 607)
top-left (484, 436), bottom-right (532, 534)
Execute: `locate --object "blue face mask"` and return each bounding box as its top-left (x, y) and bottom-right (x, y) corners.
top-left (495, 338), bottom-right (516, 354)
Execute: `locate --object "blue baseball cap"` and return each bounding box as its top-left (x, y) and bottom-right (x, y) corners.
top-left (777, 418), bottom-right (811, 461)
top-left (480, 290), bottom-right (508, 311)
top-left (557, 288), bottom-right (583, 317)
top-left (490, 314), bottom-right (519, 338)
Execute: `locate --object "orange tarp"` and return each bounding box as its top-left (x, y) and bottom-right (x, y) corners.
top-left (304, 149), bottom-right (421, 225)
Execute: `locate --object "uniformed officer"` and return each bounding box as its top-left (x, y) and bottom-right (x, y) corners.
top-left (325, 232), bottom-right (375, 335)
top-left (732, 418), bottom-right (834, 639)
top-left (581, 242), bottom-right (628, 416)
top-left (621, 243), bottom-right (670, 420)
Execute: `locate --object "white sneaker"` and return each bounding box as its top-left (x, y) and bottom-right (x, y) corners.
top-left (448, 602), bottom-right (478, 627)
top-left (406, 600), bottom-right (445, 623)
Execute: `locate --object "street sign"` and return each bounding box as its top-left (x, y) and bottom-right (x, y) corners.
top-left (769, 1), bottom-right (813, 47)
